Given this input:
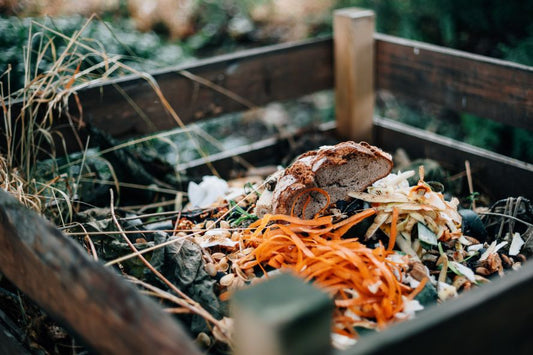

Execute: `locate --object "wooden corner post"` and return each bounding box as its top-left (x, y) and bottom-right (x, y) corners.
top-left (232, 273), bottom-right (333, 355)
top-left (334, 8), bottom-right (375, 143)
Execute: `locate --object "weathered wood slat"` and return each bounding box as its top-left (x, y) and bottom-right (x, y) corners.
top-left (74, 38), bottom-right (333, 138)
top-left (175, 121), bottom-right (337, 179)
top-left (177, 117), bottom-right (532, 201)
top-left (342, 260), bottom-right (533, 355)
top-left (0, 190), bottom-right (200, 355)
top-left (76, 33), bottom-right (533, 135)
top-left (7, 33), bottom-right (531, 145)
top-left (375, 33), bottom-right (533, 130)
top-left (373, 116), bottom-right (533, 200)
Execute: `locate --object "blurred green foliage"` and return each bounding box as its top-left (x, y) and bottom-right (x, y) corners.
top-left (0, 0), bottom-right (531, 162)
top-left (333, 0), bottom-right (533, 162)
top-left (334, 0), bottom-right (533, 64)
top-left (0, 15), bottom-right (193, 91)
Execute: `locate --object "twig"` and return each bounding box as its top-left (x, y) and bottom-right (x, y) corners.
top-left (129, 278), bottom-right (196, 317)
top-left (85, 235), bottom-right (98, 262)
top-left (65, 227), bottom-right (250, 236)
top-left (465, 160), bottom-right (475, 210)
top-left (78, 178), bottom-right (183, 195)
top-left (178, 70), bottom-right (257, 110)
top-left (70, 222), bottom-right (99, 262)
top-left (118, 199), bottom-right (177, 212)
top-left (119, 208), bottom-right (197, 221)
top-left (165, 308), bottom-right (193, 314)
top-left (477, 211), bottom-right (533, 228)
top-left (104, 181), bottom-right (267, 266)
top-left (497, 198), bottom-right (512, 240)
top-left (108, 190), bottom-right (227, 337)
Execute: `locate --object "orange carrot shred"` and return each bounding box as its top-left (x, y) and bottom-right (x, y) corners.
top-left (235, 189), bottom-right (415, 338)
top-left (407, 277), bottom-right (428, 300)
top-left (387, 207), bottom-right (399, 252)
top-left (219, 291), bottom-right (231, 302)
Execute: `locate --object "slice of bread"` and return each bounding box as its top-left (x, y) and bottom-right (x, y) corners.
top-left (255, 141), bottom-right (393, 219)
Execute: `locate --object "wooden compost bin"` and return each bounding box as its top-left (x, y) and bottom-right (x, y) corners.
top-left (1, 8), bottom-right (532, 355)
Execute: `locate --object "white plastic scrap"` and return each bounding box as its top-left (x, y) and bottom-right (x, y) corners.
top-left (187, 175), bottom-right (228, 208)
top-left (509, 233), bottom-right (525, 256)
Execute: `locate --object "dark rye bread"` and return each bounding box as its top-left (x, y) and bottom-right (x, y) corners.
top-left (255, 141), bottom-right (393, 219)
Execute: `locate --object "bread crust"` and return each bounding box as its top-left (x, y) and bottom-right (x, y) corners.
top-left (256, 141), bottom-right (393, 218)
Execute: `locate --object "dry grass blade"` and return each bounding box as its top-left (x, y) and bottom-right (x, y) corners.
top-left (30, 19), bottom-right (222, 177)
top-left (105, 180), bottom-right (267, 266)
top-left (128, 276), bottom-right (198, 313)
top-left (178, 70), bottom-right (257, 110)
top-left (1, 16), bottom-right (116, 215)
top-left (78, 178), bottom-right (183, 195)
top-left (0, 155), bottom-right (41, 211)
top-left (65, 227), bottom-right (249, 237)
top-left (67, 221), bottom-right (98, 261)
top-left (107, 189), bottom-right (232, 343)
top-left (477, 211), bottom-right (533, 227)
top-left (0, 15), bottom-right (209, 219)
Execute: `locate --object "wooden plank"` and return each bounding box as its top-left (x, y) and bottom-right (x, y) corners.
top-left (176, 121), bottom-right (337, 179)
top-left (334, 8), bottom-right (375, 142)
top-left (0, 190), bottom-right (201, 355)
top-left (375, 34), bottom-right (533, 130)
top-left (342, 260), bottom-right (533, 355)
top-left (373, 116), bottom-right (533, 200)
top-left (232, 273), bottom-right (332, 355)
top-left (69, 38), bottom-right (333, 139)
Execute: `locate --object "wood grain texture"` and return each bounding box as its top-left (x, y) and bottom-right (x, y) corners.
top-left (375, 34), bottom-right (533, 130)
top-left (374, 116), bottom-right (533, 200)
top-left (179, 116), bottom-right (532, 201)
top-left (6, 33), bottom-right (530, 153)
top-left (73, 38), bottom-right (333, 138)
top-left (343, 260), bottom-right (533, 355)
top-left (0, 191), bottom-right (200, 355)
top-left (334, 8), bottom-right (375, 142)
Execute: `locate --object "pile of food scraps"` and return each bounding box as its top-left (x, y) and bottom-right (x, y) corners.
top-left (159, 141), bottom-right (530, 349)
top-left (56, 140), bottom-right (530, 352)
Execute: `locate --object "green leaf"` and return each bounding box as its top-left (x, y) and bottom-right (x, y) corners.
top-left (417, 223), bottom-right (438, 246)
top-left (438, 242), bottom-right (445, 256)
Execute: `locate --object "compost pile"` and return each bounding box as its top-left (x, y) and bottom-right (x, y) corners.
top-left (2, 140), bottom-right (531, 353)
top-left (52, 140), bottom-right (530, 352)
